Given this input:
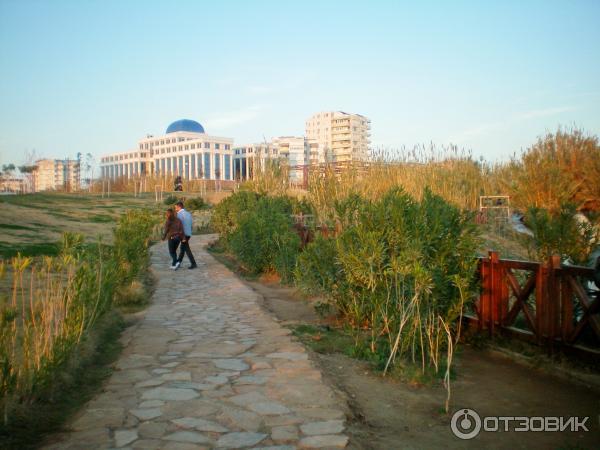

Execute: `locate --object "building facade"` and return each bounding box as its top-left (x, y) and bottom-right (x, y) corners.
top-left (100, 119), bottom-right (235, 181)
top-left (272, 136), bottom-right (307, 184)
top-left (305, 111), bottom-right (371, 163)
top-left (32, 159), bottom-right (80, 192)
top-left (233, 136), bottom-right (309, 184)
top-left (0, 177), bottom-right (25, 194)
top-left (233, 143), bottom-right (277, 181)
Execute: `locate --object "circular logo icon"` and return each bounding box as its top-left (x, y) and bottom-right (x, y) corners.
top-left (451, 408), bottom-right (482, 440)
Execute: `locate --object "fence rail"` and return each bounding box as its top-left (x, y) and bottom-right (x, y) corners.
top-left (470, 251), bottom-right (600, 353)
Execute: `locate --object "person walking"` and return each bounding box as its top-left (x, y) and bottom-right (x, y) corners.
top-left (175, 201), bottom-right (197, 269)
top-left (161, 208), bottom-right (184, 269)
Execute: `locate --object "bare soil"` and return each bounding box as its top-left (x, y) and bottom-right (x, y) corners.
top-left (248, 277), bottom-right (600, 450)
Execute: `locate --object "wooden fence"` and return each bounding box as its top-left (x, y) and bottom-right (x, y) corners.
top-left (470, 251), bottom-right (600, 352)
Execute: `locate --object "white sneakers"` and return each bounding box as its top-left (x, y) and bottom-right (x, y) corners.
top-left (170, 262), bottom-right (181, 270)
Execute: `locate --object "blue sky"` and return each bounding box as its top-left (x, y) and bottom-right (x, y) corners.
top-left (1, 0), bottom-right (599, 167)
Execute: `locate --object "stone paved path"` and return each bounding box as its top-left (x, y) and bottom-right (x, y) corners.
top-left (44, 236), bottom-right (349, 450)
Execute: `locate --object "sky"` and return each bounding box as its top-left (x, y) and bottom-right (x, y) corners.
top-left (0, 0), bottom-right (599, 168)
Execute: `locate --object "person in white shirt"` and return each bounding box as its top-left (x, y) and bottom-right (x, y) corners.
top-left (174, 201), bottom-right (198, 270)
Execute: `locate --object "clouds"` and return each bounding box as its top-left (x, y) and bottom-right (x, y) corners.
top-left (513, 106), bottom-right (576, 120)
top-left (449, 105), bottom-right (577, 144)
top-left (204, 105), bottom-right (266, 131)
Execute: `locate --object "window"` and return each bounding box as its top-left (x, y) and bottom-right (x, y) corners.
top-left (204, 142), bottom-right (210, 149)
top-left (224, 154), bottom-right (231, 180)
top-left (191, 143), bottom-right (196, 149)
top-left (214, 154), bottom-right (221, 179)
top-left (196, 153), bottom-right (203, 178)
top-left (215, 143), bottom-right (220, 150)
top-left (203, 153), bottom-right (211, 178)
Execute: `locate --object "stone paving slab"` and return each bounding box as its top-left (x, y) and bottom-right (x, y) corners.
top-left (43, 235), bottom-right (348, 449)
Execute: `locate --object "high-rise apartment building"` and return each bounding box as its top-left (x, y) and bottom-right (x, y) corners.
top-left (32, 158), bottom-right (80, 192)
top-left (305, 111), bottom-right (371, 163)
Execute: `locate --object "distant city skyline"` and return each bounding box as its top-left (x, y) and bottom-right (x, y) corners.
top-left (1, 0), bottom-right (599, 168)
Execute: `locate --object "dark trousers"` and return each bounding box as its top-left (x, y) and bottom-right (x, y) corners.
top-left (168, 238), bottom-right (181, 266)
top-left (178, 235), bottom-right (197, 266)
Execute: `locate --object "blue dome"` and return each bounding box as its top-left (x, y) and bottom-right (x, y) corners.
top-left (166, 119), bottom-right (205, 134)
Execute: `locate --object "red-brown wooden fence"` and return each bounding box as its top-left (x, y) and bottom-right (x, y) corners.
top-left (470, 251), bottom-right (600, 352)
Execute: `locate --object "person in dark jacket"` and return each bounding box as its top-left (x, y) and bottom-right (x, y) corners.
top-left (161, 208), bottom-right (184, 269)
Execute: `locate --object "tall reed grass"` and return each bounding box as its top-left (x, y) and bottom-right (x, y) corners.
top-left (0, 209), bottom-right (158, 425)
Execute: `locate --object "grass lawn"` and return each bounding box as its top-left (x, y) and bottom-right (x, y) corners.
top-left (0, 192), bottom-right (160, 258)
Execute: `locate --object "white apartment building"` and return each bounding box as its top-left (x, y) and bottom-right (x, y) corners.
top-left (233, 136), bottom-right (309, 184)
top-left (100, 119), bottom-right (235, 181)
top-left (305, 111), bottom-right (371, 163)
top-left (272, 136), bottom-right (306, 183)
top-left (33, 158), bottom-right (80, 192)
top-left (233, 143), bottom-right (277, 181)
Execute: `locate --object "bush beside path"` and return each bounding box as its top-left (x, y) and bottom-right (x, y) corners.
top-left (43, 235), bottom-right (349, 449)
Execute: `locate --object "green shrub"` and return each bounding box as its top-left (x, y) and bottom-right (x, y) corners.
top-left (163, 195), bottom-right (178, 205)
top-left (112, 209), bottom-right (158, 285)
top-left (295, 235), bottom-right (338, 295)
top-left (185, 196), bottom-right (207, 211)
top-left (211, 191), bottom-right (261, 239)
top-left (523, 203), bottom-right (599, 264)
top-left (228, 196), bottom-right (299, 280)
top-left (296, 187), bottom-right (480, 406)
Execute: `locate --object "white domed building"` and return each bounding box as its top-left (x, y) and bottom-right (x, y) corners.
top-left (100, 119), bottom-right (234, 182)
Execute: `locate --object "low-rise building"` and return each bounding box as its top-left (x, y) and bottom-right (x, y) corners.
top-left (0, 177), bottom-right (25, 194)
top-left (233, 136), bottom-right (309, 184)
top-left (100, 119), bottom-right (235, 181)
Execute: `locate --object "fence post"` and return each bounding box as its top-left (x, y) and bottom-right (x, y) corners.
top-left (489, 251), bottom-right (500, 335)
top-left (535, 259), bottom-right (548, 344)
top-left (561, 268), bottom-right (574, 343)
top-left (500, 262), bottom-right (510, 326)
top-left (479, 252), bottom-right (494, 334)
top-left (547, 255), bottom-right (562, 349)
